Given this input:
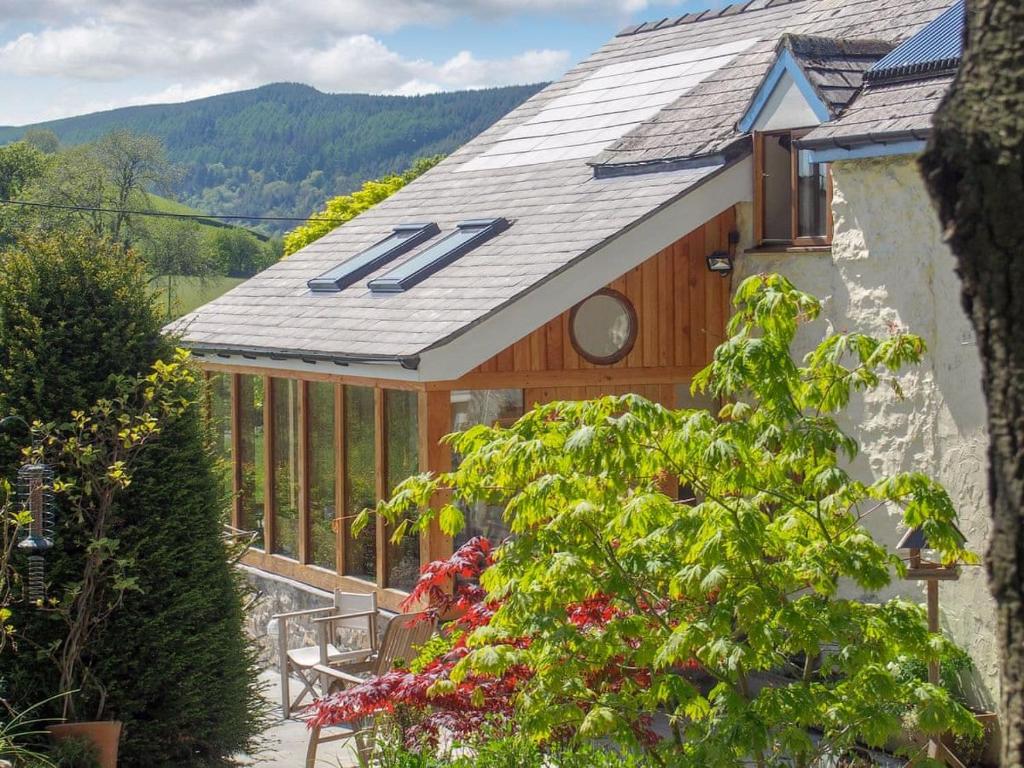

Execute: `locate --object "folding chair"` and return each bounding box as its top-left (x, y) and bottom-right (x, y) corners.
top-left (305, 609), bottom-right (436, 768)
top-left (272, 590), bottom-right (378, 719)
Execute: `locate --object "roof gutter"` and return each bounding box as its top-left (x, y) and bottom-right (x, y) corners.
top-left (797, 128), bottom-right (930, 163)
top-left (186, 343), bottom-right (421, 371)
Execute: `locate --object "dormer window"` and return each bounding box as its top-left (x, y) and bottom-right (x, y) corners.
top-left (754, 129), bottom-right (832, 247)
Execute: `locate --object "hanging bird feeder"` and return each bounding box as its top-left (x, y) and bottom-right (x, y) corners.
top-left (16, 462), bottom-right (55, 602)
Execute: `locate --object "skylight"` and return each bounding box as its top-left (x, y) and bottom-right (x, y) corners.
top-left (368, 218), bottom-right (510, 293)
top-left (307, 223), bottom-right (440, 293)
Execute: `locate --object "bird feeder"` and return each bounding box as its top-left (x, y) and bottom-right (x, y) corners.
top-left (16, 462), bottom-right (55, 602)
top-left (898, 524), bottom-right (967, 768)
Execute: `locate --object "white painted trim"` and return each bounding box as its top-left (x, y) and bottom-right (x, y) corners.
top-left (806, 140), bottom-right (926, 163)
top-left (196, 159), bottom-right (754, 384)
top-left (193, 353), bottom-right (419, 382)
top-left (417, 157), bottom-right (753, 381)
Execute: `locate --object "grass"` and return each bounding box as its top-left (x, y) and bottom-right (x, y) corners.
top-left (151, 274), bottom-right (245, 321)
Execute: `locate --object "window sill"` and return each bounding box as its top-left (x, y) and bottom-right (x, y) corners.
top-left (744, 244), bottom-right (832, 256)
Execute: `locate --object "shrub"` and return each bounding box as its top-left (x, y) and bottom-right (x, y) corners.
top-left (372, 275), bottom-right (981, 767)
top-left (0, 232), bottom-right (261, 766)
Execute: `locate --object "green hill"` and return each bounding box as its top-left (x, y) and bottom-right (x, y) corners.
top-left (0, 82), bottom-right (545, 231)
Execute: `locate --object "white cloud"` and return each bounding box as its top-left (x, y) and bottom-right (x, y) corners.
top-left (0, 0), bottom-right (679, 122)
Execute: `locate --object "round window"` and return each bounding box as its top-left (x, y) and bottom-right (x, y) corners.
top-left (569, 289), bottom-right (637, 365)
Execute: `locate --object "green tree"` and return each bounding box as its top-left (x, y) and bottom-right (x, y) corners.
top-left (0, 141), bottom-right (47, 200)
top-left (375, 274), bottom-right (979, 766)
top-left (22, 128), bottom-right (59, 154)
top-left (284, 155), bottom-right (443, 255)
top-left (209, 226), bottom-right (276, 277)
top-left (0, 232), bottom-right (261, 767)
top-left (25, 129), bottom-right (179, 246)
top-left (919, 2), bottom-right (1024, 764)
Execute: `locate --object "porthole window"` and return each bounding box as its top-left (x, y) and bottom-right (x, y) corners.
top-left (569, 289), bottom-right (637, 365)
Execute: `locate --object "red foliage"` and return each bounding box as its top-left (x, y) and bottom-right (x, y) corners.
top-left (308, 537), bottom-right (699, 746)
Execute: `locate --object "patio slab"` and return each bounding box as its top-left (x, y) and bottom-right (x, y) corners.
top-left (238, 671), bottom-right (359, 768)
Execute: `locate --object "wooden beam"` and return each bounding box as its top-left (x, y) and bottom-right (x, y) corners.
top-left (335, 383), bottom-right (346, 576)
top-left (427, 365), bottom-right (703, 392)
top-left (199, 361), bottom-right (425, 391)
top-left (374, 387), bottom-right (387, 589)
top-left (262, 374), bottom-right (274, 553)
top-left (418, 389), bottom-right (453, 565)
top-left (230, 373), bottom-right (242, 531)
top-left (297, 380), bottom-right (311, 565)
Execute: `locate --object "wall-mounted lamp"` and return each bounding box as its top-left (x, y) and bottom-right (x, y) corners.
top-left (705, 251), bottom-right (733, 274)
top-left (705, 230), bottom-right (741, 276)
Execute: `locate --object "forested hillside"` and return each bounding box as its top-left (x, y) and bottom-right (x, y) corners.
top-left (0, 82), bottom-right (544, 230)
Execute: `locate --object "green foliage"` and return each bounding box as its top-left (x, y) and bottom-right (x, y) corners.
top-left (284, 155), bottom-right (443, 255)
top-left (42, 736), bottom-right (100, 768)
top-left (0, 141), bottom-right (47, 200)
top-left (0, 232), bottom-right (261, 766)
top-left (373, 274), bottom-right (980, 767)
top-left (0, 83), bottom-right (544, 232)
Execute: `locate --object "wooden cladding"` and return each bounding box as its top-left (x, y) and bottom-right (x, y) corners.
top-left (470, 207), bottom-right (735, 379)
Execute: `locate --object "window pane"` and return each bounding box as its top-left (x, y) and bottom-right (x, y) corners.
top-left (385, 390), bottom-right (420, 591)
top-left (271, 378), bottom-right (300, 558)
top-left (208, 373), bottom-right (233, 512)
top-left (344, 386), bottom-right (376, 580)
top-left (797, 151), bottom-right (829, 238)
top-left (309, 382), bottom-right (337, 570)
top-left (451, 390), bottom-right (524, 549)
top-left (762, 133), bottom-right (793, 241)
top-left (238, 375), bottom-right (265, 548)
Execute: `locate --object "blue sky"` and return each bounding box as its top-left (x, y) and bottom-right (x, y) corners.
top-left (0, 1), bottom-right (709, 126)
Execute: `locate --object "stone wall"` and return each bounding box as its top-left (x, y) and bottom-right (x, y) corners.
top-left (240, 564), bottom-right (390, 669)
top-left (734, 155), bottom-right (1000, 712)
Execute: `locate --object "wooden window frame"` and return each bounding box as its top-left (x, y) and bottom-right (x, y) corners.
top-left (753, 129), bottom-right (833, 248)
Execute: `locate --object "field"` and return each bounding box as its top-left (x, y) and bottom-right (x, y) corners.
top-left (152, 274), bottom-right (245, 321)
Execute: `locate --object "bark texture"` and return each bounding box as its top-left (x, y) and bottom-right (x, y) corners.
top-left (920, 1), bottom-right (1024, 764)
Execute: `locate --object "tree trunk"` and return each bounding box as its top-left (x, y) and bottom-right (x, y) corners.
top-left (919, 1), bottom-right (1024, 765)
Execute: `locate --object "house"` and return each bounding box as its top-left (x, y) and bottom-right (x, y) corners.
top-left (172, 0), bottom-right (997, 708)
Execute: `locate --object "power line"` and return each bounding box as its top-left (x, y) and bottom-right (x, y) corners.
top-left (0, 198), bottom-right (345, 225)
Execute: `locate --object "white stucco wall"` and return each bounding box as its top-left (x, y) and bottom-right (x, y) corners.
top-left (734, 155), bottom-right (999, 710)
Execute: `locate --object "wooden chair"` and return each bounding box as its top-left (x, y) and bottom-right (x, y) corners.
top-left (304, 610), bottom-right (436, 768)
top-left (273, 591), bottom-right (378, 720)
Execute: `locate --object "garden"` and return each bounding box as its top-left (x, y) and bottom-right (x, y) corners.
top-left (0, 230), bottom-right (988, 767)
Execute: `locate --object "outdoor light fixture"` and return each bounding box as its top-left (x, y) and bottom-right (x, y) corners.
top-left (705, 250), bottom-right (733, 274)
top-left (1, 415), bottom-right (55, 603)
top-left (897, 524), bottom-right (968, 768)
top-left (705, 230), bottom-right (741, 276)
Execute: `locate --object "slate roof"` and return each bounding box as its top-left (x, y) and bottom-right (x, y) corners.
top-left (800, 74), bottom-right (952, 147)
top-left (801, 0), bottom-right (962, 148)
top-left (172, 0), bottom-right (956, 372)
top-left (781, 35), bottom-right (894, 115)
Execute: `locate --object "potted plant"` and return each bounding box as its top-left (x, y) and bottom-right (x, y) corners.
top-left (16, 356), bottom-right (195, 767)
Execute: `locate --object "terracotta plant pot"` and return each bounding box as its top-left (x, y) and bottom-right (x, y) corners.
top-left (48, 721), bottom-right (122, 768)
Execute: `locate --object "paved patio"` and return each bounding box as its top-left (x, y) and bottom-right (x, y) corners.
top-left (239, 671), bottom-right (359, 768)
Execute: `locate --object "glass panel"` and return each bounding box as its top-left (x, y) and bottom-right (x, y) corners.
top-left (271, 378), bottom-right (300, 558)
top-left (761, 133), bottom-right (793, 241)
top-left (797, 151), bottom-right (829, 238)
top-left (385, 390), bottom-right (420, 591)
top-left (451, 390), bottom-right (524, 549)
top-left (208, 373), bottom-right (233, 511)
top-left (307, 223), bottom-right (439, 292)
top-left (309, 382), bottom-right (337, 570)
top-left (238, 375), bottom-right (265, 548)
top-left (571, 292), bottom-right (635, 363)
top-left (368, 219), bottom-right (509, 293)
top-left (344, 386), bottom-right (377, 580)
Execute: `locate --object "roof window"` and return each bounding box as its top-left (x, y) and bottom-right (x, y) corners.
top-left (368, 218), bottom-right (510, 293)
top-left (307, 223), bottom-right (440, 293)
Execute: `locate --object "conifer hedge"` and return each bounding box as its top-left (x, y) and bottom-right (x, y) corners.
top-left (0, 232), bottom-right (262, 766)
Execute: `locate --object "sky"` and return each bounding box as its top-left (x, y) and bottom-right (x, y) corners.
top-left (0, 0), bottom-right (709, 126)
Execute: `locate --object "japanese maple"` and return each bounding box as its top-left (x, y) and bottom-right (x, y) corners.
top-left (366, 274), bottom-right (980, 767)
